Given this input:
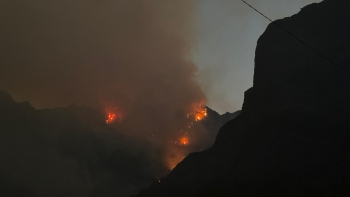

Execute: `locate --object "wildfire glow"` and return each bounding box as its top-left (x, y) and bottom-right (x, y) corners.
top-left (195, 107), bottom-right (207, 121)
top-left (180, 136), bottom-right (189, 145)
top-left (106, 113), bottom-right (116, 124)
top-left (105, 108), bottom-right (123, 124)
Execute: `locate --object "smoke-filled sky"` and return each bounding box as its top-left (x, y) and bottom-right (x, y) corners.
top-left (0, 0), bottom-right (323, 161)
top-left (0, 0), bottom-right (323, 196)
top-left (0, 0), bottom-right (206, 176)
top-left (0, 0), bottom-right (203, 109)
top-left (1, 0), bottom-right (207, 139)
top-left (1, 0), bottom-right (322, 114)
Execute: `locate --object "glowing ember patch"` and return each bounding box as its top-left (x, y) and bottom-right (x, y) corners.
top-left (195, 107), bottom-right (207, 121)
top-left (104, 107), bottom-right (123, 124)
top-left (180, 136), bottom-right (189, 145)
top-left (106, 113), bottom-right (116, 124)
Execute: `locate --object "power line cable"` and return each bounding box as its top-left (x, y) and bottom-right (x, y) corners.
top-left (241, 0), bottom-right (350, 75)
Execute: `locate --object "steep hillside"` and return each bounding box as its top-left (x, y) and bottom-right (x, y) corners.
top-left (0, 90), bottom-right (165, 197)
top-left (0, 90), bottom-right (237, 197)
top-left (134, 0), bottom-right (350, 196)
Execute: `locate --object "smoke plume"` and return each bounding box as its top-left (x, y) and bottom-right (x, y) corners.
top-left (0, 0), bottom-right (207, 168)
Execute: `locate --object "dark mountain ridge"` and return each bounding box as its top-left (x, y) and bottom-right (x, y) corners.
top-left (0, 89), bottom-right (237, 196)
top-left (0, 90), bottom-right (168, 196)
top-left (134, 0), bottom-right (350, 196)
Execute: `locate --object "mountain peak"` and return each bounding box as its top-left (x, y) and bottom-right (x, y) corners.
top-left (134, 1), bottom-right (350, 196)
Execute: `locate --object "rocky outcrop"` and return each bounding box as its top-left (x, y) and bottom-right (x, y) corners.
top-left (134, 0), bottom-right (350, 196)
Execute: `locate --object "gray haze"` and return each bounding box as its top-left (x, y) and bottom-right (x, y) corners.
top-left (0, 0), bottom-right (211, 172)
top-left (0, 1), bottom-right (325, 196)
top-left (0, 0), bottom-right (323, 116)
top-left (0, 0), bottom-right (323, 171)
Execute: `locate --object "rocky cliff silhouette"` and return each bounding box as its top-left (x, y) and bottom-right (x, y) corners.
top-left (134, 0), bottom-right (350, 196)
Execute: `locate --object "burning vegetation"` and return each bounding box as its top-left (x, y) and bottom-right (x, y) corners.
top-left (106, 113), bottom-right (116, 124)
top-left (0, 0), bottom-right (208, 195)
top-left (180, 136), bottom-right (189, 145)
top-left (105, 109), bottom-right (123, 124)
top-left (163, 105), bottom-right (209, 169)
top-left (195, 107), bottom-right (207, 121)
top-left (104, 104), bottom-right (208, 171)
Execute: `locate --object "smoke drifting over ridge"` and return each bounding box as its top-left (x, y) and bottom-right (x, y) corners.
top-left (0, 1), bottom-right (205, 133)
top-left (0, 0), bottom-right (210, 175)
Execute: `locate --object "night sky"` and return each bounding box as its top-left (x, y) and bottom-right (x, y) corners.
top-left (0, 0), bottom-right (323, 196)
top-left (1, 0), bottom-right (321, 113)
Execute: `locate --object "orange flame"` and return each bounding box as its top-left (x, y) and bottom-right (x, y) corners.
top-left (105, 108), bottom-right (123, 124)
top-left (106, 113), bottom-right (116, 124)
top-left (180, 136), bottom-right (189, 145)
top-left (164, 105), bottom-right (208, 169)
top-left (195, 107), bottom-right (207, 121)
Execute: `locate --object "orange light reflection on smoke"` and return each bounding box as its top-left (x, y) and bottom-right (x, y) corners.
top-left (105, 109), bottom-right (123, 124)
top-left (180, 136), bottom-right (189, 145)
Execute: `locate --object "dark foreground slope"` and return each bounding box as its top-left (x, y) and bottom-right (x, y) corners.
top-left (0, 90), bottom-right (165, 197)
top-left (0, 90), bottom-right (237, 197)
top-left (134, 1), bottom-right (350, 196)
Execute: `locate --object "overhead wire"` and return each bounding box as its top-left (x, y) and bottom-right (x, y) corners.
top-left (241, 0), bottom-right (350, 75)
